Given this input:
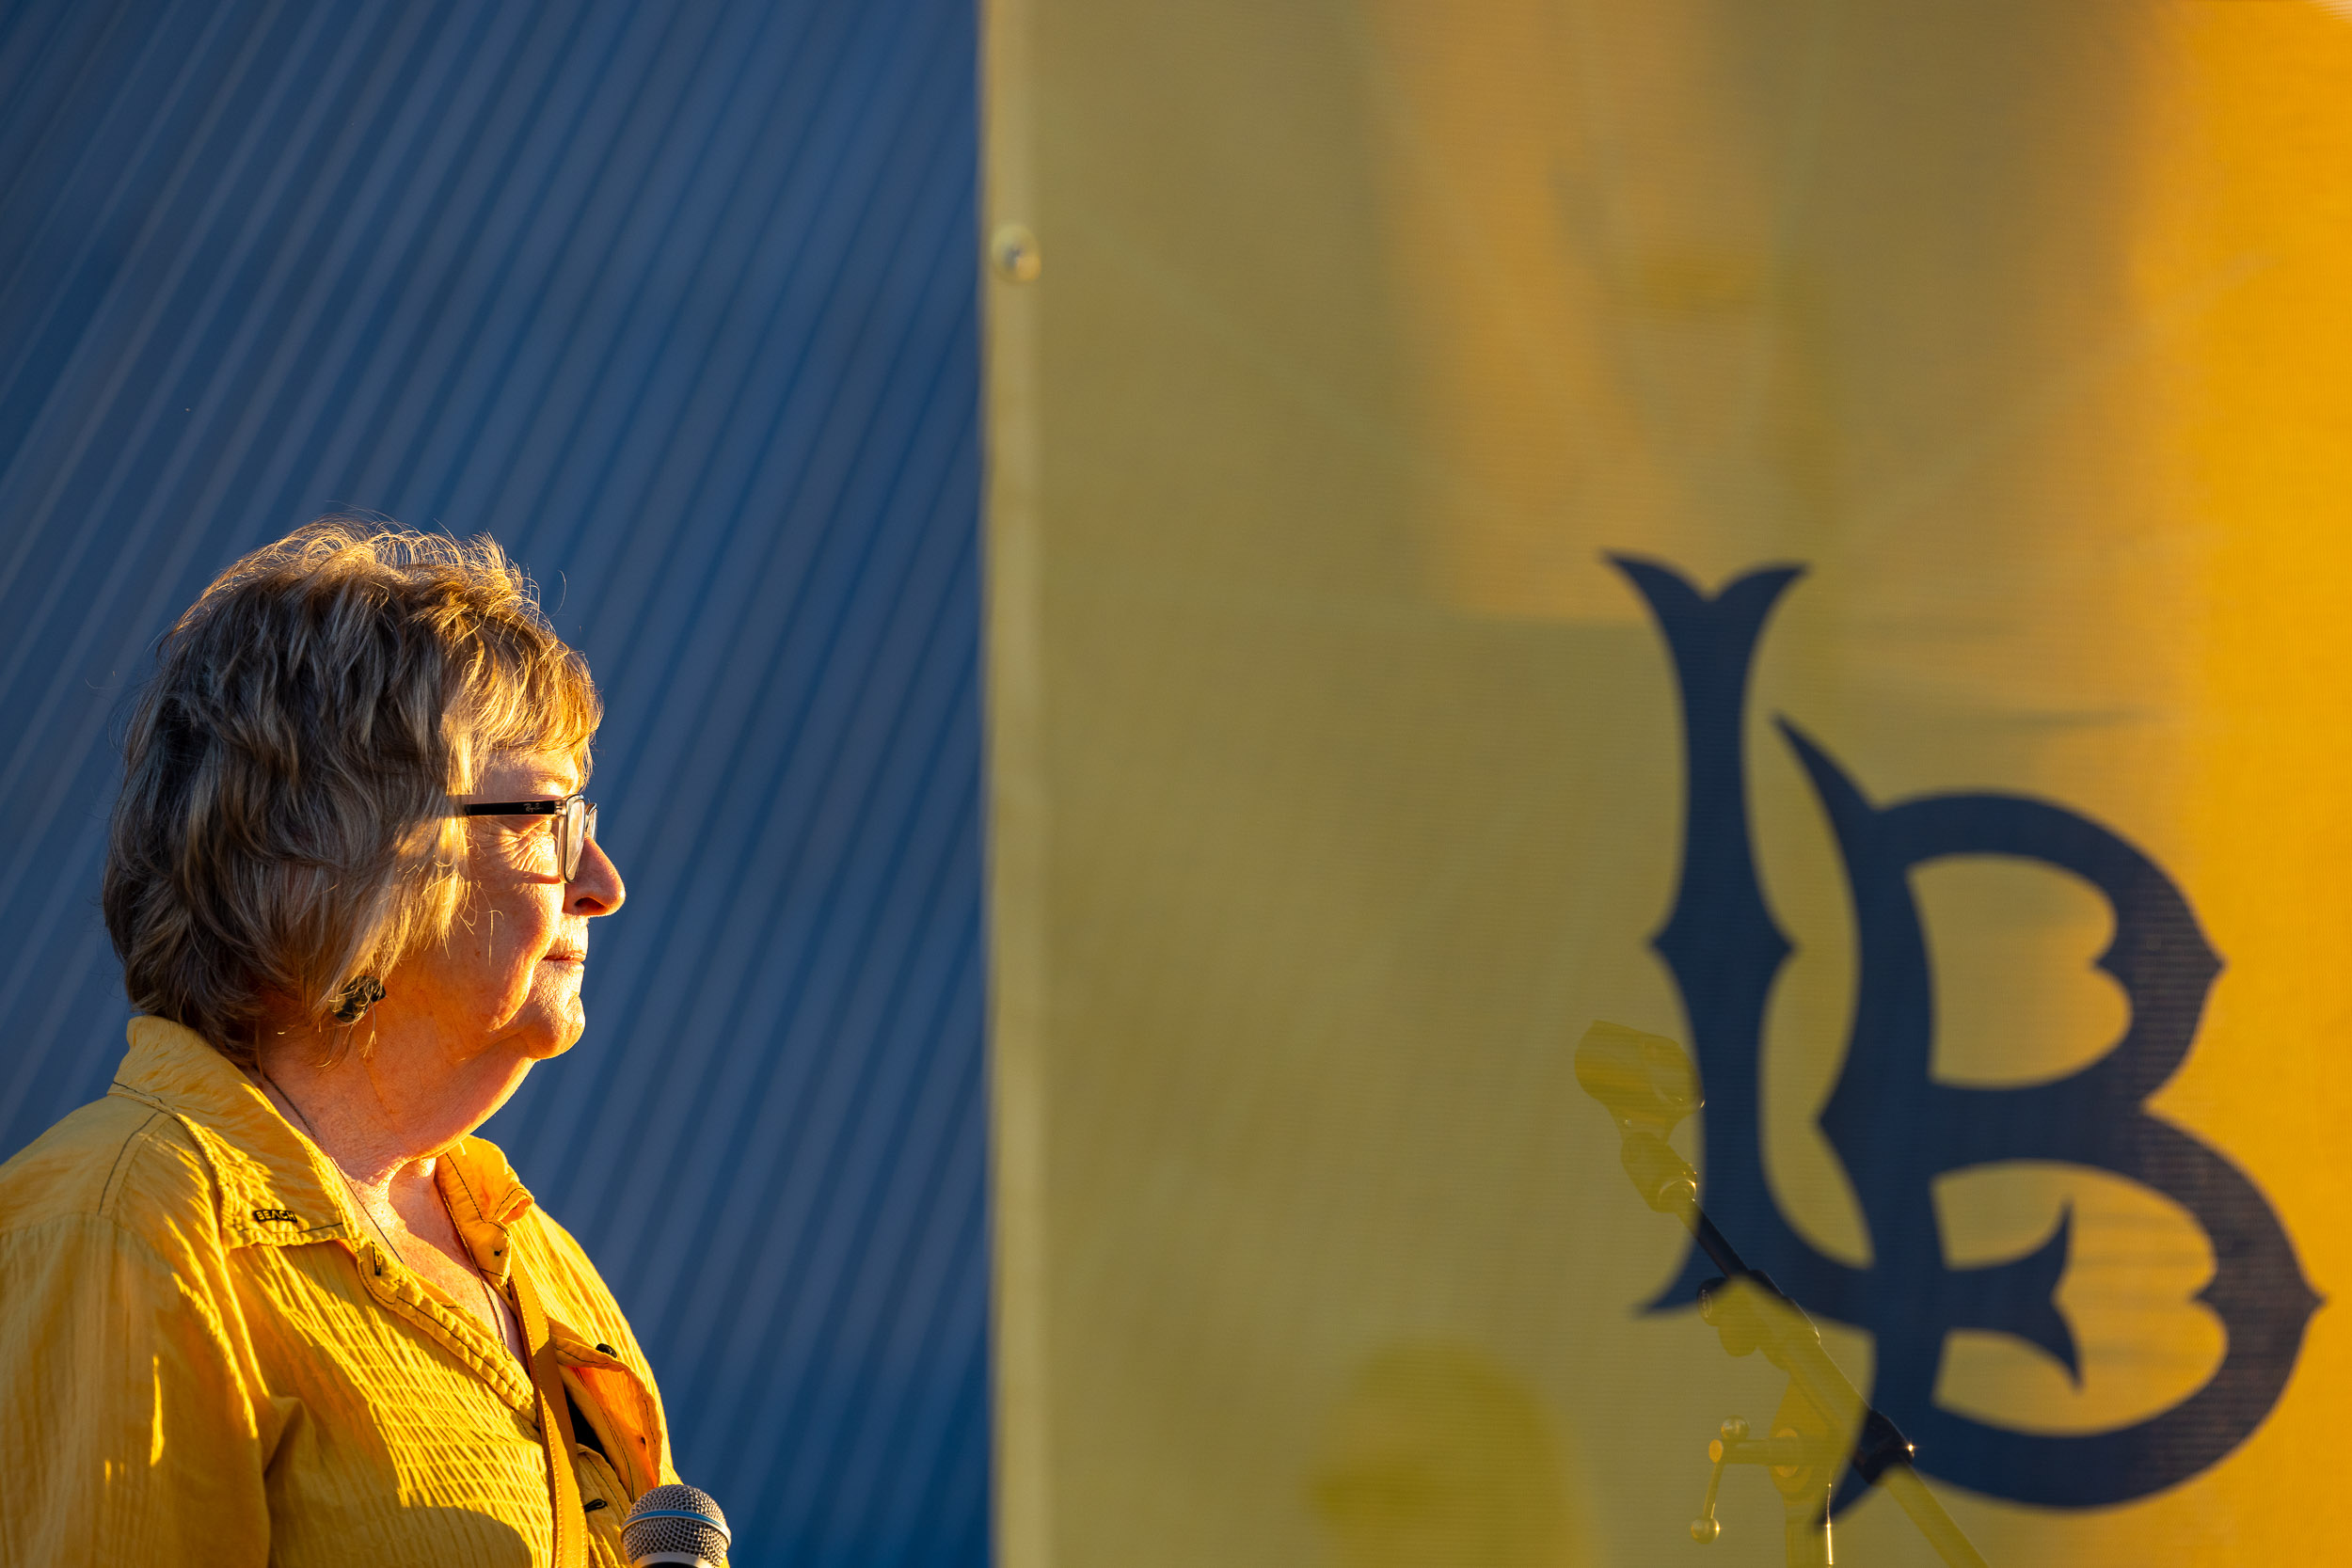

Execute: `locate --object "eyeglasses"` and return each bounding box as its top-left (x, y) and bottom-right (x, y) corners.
top-left (454, 791), bottom-right (599, 880)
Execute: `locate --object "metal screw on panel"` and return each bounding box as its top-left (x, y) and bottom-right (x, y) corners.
top-left (991, 223), bottom-right (1041, 282)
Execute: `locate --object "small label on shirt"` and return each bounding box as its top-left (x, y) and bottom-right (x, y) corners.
top-left (251, 1207), bottom-right (300, 1225)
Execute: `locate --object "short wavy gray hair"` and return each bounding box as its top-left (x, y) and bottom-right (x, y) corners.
top-left (103, 519), bottom-right (602, 1064)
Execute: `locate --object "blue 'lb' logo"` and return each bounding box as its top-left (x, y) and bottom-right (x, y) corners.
top-left (1619, 556), bottom-right (2318, 1508)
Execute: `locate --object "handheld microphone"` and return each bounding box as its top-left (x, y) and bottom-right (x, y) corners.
top-left (621, 1483), bottom-right (731, 1568)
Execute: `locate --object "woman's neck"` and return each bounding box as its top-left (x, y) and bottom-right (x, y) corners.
top-left (250, 1012), bottom-right (532, 1196)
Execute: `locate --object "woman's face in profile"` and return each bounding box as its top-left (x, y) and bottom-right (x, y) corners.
top-left (389, 747), bottom-right (627, 1069)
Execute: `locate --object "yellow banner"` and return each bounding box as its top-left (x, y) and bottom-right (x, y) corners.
top-left (984, 5), bottom-right (2352, 1564)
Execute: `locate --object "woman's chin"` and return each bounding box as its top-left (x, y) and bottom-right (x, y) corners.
top-left (515, 968), bottom-right (589, 1058)
top-left (471, 1000), bottom-right (585, 1066)
top-left (529, 999), bottom-right (589, 1060)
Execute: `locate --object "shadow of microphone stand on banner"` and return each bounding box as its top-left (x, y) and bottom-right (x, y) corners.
top-left (1576, 1022), bottom-right (1990, 1568)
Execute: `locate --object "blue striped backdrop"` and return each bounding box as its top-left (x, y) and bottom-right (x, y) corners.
top-left (0, 2), bottom-right (988, 1563)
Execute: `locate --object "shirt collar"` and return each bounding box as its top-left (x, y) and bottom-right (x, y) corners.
top-left (436, 1132), bottom-right (534, 1282)
top-left (107, 1016), bottom-right (536, 1256)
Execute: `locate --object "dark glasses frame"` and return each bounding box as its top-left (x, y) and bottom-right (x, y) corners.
top-left (453, 791), bottom-right (599, 880)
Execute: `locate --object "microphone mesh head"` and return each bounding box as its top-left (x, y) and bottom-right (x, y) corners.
top-left (621, 1482), bottom-right (731, 1566)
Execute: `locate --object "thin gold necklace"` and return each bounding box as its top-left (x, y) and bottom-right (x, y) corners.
top-left (257, 1066), bottom-right (512, 1349)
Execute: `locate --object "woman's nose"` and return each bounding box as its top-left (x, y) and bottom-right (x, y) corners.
top-left (568, 836), bottom-right (626, 916)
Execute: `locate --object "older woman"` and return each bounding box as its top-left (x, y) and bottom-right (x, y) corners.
top-left (0, 523), bottom-right (698, 1566)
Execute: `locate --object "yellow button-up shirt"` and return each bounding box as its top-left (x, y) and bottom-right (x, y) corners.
top-left (0, 1017), bottom-right (692, 1565)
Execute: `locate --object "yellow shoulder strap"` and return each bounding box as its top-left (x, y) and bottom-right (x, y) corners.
top-left (510, 1262), bottom-right (590, 1568)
